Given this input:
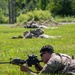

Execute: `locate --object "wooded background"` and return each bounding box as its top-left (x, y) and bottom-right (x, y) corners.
top-left (0, 0), bottom-right (75, 23)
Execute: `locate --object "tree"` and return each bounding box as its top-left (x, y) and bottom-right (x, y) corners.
top-left (49, 0), bottom-right (73, 16)
top-left (0, 0), bottom-right (8, 15)
top-left (0, 0), bottom-right (8, 23)
top-left (71, 0), bottom-right (75, 15)
top-left (41, 0), bottom-right (49, 10)
top-left (59, 0), bottom-right (72, 16)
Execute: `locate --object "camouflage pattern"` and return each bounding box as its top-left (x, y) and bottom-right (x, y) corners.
top-left (12, 27), bottom-right (62, 39)
top-left (24, 23), bottom-right (48, 28)
top-left (30, 28), bottom-right (44, 37)
top-left (25, 33), bottom-right (34, 38)
top-left (24, 24), bottom-right (39, 28)
top-left (23, 28), bottom-right (44, 38)
top-left (39, 34), bottom-right (51, 38)
top-left (12, 28), bottom-right (44, 39)
top-left (40, 34), bottom-right (61, 38)
top-left (39, 53), bottom-right (75, 75)
top-left (12, 28), bottom-right (61, 39)
top-left (64, 59), bottom-right (75, 75)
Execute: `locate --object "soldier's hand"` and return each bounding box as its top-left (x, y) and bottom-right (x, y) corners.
top-left (35, 63), bottom-right (43, 71)
top-left (20, 65), bottom-right (29, 72)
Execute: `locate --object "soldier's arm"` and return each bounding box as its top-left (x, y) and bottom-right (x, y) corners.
top-left (35, 63), bottom-right (43, 71)
top-left (38, 56), bottom-right (62, 74)
top-left (20, 65), bottom-right (38, 75)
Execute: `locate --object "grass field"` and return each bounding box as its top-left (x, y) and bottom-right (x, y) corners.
top-left (0, 24), bottom-right (75, 75)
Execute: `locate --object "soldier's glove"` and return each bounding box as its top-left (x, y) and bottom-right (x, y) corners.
top-left (35, 63), bottom-right (43, 71)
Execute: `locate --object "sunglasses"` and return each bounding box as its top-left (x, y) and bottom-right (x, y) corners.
top-left (40, 52), bottom-right (46, 57)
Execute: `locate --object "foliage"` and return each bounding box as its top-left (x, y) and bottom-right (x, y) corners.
top-left (54, 16), bottom-right (75, 22)
top-left (0, 8), bottom-right (8, 23)
top-left (49, 0), bottom-right (73, 16)
top-left (0, 0), bottom-right (8, 23)
top-left (71, 0), bottom-right (75, 15)
top-left (17, 10), bottom-right (52, 22)
top-left (0, 0), bottom-right (75, 23)
top-left (41, 0), bottom-right (50, 10)
top-left (0, 24), bottom-right (75, 75)
top-left (15, 0), bottom-right (75, 17)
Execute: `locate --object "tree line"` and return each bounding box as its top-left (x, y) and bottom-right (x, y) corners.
top-left (0, 0), bottom-right (75, 23)
top-left (15, 0), bottom-right (75, 16)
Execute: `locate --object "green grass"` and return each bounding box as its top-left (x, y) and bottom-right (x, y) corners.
top-left (54, 16), bottom-right (75, 22)
top-left (0, 24), bottom-right (75, 75)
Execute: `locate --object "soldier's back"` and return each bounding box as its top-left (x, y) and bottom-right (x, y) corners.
top-left (30, 28), bottom-right (44, 37)
top-left (25, 33), bottom-right (34, 38)
top-left (39, 53), bottom-right (75, 75)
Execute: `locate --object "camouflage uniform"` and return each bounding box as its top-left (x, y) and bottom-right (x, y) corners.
top-left (30, 28), bottom-right (44, 37)
top-left (24, 33), bottom-right (34, 38)
top-left (39, 34), bottom-right (51, 38)
top-left (39, 53), bottom-right (75, 75)
top-left (40, 34), bottom-right (61, 38)
top-left (23, 28), bottom-right (44, 38)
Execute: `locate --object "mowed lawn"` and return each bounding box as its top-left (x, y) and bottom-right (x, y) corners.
top-left (0, 24), bottom-right (75, 75)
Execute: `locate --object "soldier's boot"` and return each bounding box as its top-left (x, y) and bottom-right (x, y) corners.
top-left (18, 35), bottom-right (23, 38)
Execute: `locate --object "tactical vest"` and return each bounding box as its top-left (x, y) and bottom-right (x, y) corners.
top-left (56, 53), bottom-right (75, 74)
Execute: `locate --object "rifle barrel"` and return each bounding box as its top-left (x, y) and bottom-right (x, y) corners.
top-left (0, 62), bottom-right (11, 64)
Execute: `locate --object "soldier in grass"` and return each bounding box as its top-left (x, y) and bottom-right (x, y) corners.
top-left (23, 28), bottom-right (44, 38)
top-left (20, 45), bottom-right (75, 75)
top-left (12, 28), bottom-right (61, 39)
top-left (12, 28), bottom-right (44, 39)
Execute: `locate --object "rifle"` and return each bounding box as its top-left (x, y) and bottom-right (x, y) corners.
top-left (0, 55), bottom-right (42, 70)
